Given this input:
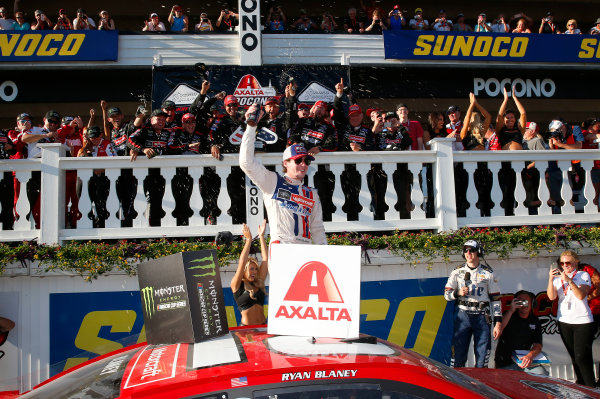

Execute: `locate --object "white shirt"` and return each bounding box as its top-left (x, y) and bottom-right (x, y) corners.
top-left (553, 270), bottom-right (593, 324)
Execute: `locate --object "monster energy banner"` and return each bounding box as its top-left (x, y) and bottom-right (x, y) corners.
top-left (137, 250), bottom-right (229, 345)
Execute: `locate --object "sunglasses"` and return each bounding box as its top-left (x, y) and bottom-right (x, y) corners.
top-left (463, 248), bottom-right (477, 254)
top-left (293, 157), bottom-right (311, 165)
top-left (559, 261), bottom-right (573, 266)
top-left (183, 120), bottom-right (195, 124)
top-left (47, 120), bottom-right (59, 124)
top-left (19, 119), bottom-right (31, 123)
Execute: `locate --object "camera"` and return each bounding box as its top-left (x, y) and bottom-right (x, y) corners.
top-left (513, 299), bottom-right (528, 307)
top-left (215, 231), bottom-right (233, 245)
top-left (548, 129), bottom-right (563, 140)
top-left (202, 18), bottom-right (208, 22)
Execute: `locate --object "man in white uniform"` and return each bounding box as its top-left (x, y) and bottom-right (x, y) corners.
top-left (239, 105), bottom-right (326, 245)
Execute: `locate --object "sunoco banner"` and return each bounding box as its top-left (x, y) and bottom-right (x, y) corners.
top-left (152, 65), bottom-right (349, 112)
top-left (0, 30), bottom-right (118, 61)
top-left (384, 30), bottom-right (600, 63)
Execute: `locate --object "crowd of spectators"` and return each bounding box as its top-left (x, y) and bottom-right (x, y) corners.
top-left (1, 76), bottom-right (598, 230)
top-left (1, 3), bottom-right (599, 35)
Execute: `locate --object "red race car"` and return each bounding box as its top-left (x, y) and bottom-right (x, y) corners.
top-left (16, 327), bottom-right (600, 399)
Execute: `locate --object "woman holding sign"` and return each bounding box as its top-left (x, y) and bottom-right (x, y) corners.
top-left (231, 220), bottom-right (268, 326)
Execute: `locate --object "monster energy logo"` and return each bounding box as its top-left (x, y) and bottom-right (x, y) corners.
top-left (188, 255), bottom-right (217, 277)
top-left (141, 286), bottom-right (155, 318)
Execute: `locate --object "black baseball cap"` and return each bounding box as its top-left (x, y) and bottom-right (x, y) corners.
top-left (151, 109), bottom-right (169, 118)
top-left (107, 107), bottom-right (122, 117)
top-left (385, 111), bottom-right (397, 120)
top-left (45, 110), bottom-right (61, 121)
top-left (17, 112), bottom-right (31, 121)
top-left (86, 125), bottom-right (102, 138)
top-left (161, 100), bottom-right (176, 110)
top-left (447, 105), bottom-right (460, 114)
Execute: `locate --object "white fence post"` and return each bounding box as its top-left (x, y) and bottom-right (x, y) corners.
top-left (38, 144), bottom-right (67, 245)
top-left (430, 138), bottom-right (457, 232)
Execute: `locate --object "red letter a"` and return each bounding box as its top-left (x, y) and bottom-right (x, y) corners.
top-left (283, 261), bottom-right (343, 303)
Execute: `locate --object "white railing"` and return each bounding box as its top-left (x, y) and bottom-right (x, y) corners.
top-left (1, 138), bottom-right (599, 244)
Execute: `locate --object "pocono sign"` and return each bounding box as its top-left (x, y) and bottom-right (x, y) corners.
top-left (238, 0), bottom-right (261, 65)
top-left (233, 74), bottom-right (277, 106)
top-left (268, 244), bottom-right (361, 338)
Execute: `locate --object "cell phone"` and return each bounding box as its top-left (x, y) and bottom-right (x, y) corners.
top-left (513, 299), bottom-right (528, 307)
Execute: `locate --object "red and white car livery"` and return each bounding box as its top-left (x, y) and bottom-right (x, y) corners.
top-left (17, 327), bottom-right (600, 399)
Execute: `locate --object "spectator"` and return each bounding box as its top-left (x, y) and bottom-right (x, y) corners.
top-left (396, 103), bottom-right (424, 150)
top-left (215, 9), bottom-right (238, 32)
top-left (291, 9), bottom-right (318, 33)
top-left (387, 5), bottom-right (405, 31)
top-left (168, 5), bottom-right (188, 32)
top-left (508, 12), bottom-right (533, 29)
top-left (12, 11), bottom-right (29, 30)
top-left (521, 122), bottom-right (546, 213)
top-left (231, 221), bottom-right (268, 326)
top-left (460, 93), bottom-right (490, 152)
top-left (432, 9), bottom-right (452, 31)
top-left (265, 6), bottom-right (286, 32)
top-left (578, 261), bottom-right (600, 378)
top-left (127, 109), bottom-right (172, 226)
top-left (73, 8), bottom-right (95, 30)
top-left (539, 11), bottom-right (559, 34)
top-left (360, 0), bottom-right (385, 21)
top-left (409, 8), bottom-right (429, 30)
top-left (57, 115), bottom-right (85, 227)
top-left (425, 111), bottom-right (445, 150)
top-left (444, 240), bottom-right (502, 368)
top-left (31, 10), bottom-right (53, 30)
top-left (0, 126), bottom-right (15, 229)
top-left (453, 13), bottom-right (472, 32)
top-left (54, 9), bottom-right (72, 30)
top-left (344, 7), bottom-right (365, 33)
top-left (474, 13), bottom-right (492, 32)
top-left (564, 19), bottom-right (582, 34)
top-left (491, 13), bottom-right (510, 32)
top-left (320, 12), bottom-right (338, 33)
top-left (582, 118), bottom-right (600, 208)
top-left (494, 290), bottom-right (548, 375)
top-left (0, 6), bottom-right (14, 29)
top-left (590, 17), bottom-right (600, 34)
top-left (143, 13), bottom-right (166, 31)
top-left (161, 100), bottom-right (178, 128)
top-left (547, 119), bottom-right (583, 212)
top-left (195, 12), bottom-right (213, 32)
top-left (547, 250), bottom-right (596, 387)
top-left (512, 18), bottom-right (531, 33)
top-left (98, 10), bottom-right (115, 30)
top-left (365, 9), bottom-right (387, 34)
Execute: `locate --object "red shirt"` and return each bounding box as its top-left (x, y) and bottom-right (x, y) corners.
top-left (401, 120), bottom-right (424, 150)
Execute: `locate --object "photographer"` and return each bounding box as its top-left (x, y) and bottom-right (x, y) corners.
top-left (215, 9), bottom-right (238, 32)
top-left (168, 5), bottom-right (189, 32)
top-left (547, 250), bottom-right (595, 387)
top-left (491, 14), bottom-right (510, 32)
top-left (291, 9), bottom-right (318, 33)
top-left (73, 8), bottom-right (95, 30)
top-left (265, 6), bottom-right (286, 32)
top-left (494, 290), bottom-right (548, 375)
top-left (365, 9), bottom-right (387, 34)
top-left (31, 10), bottom-right (53, 30)
top-left (98, 10), bottom-right (115, 30)
top-left (546, 119), bottom-right (583, 212)
top-left (320, 12), bottom-right (338, 33)
top-left (195, 12), bottom-right (213, 32)
top-left (539, 12), bottom-right (559, 34)
top-left (474, 13), bottom-right (492, 32)
top-left (409, 8), bottom-right (428, 30)
top-left (432, 9), bottom-right (452, 31)
top-left (54, 9), bottom-right (72, 30)
top-left (387, 5), bottom-right (405, 31)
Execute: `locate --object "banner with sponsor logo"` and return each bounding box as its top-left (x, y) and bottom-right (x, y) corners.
top-left (152, 65), bottom-right (348, 113)
top-left (137, 250), bottom-right (229, 345)
top-left (384, 30), bottom-right (600, 63)
top-left (0, 30), bottom-right (118, 62)
top-left (267, 244), bottom-right (361, 339)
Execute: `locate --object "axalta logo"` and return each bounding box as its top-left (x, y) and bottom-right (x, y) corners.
top-left (276, 261), bottom-right (351, 321)
top-left (0, 33), bottom-right (85, 57)
top-left (233, 74), bottom-right (277, 106)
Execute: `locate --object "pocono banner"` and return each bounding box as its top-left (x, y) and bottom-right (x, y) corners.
top-left (384, 30), bottom-right (600, 63)
top-left (152, 65), bottom-right (348, 112)
top-left (0, 30), bottom-right (118, 62)
top-left (268, 244), bottom-right (361, 338)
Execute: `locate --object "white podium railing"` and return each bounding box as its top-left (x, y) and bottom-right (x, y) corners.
top-left (1, 139), bottom-right (599, 244)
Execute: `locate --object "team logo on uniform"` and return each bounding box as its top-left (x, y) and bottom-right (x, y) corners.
top-left (233, 74), bottom-right (277, 106)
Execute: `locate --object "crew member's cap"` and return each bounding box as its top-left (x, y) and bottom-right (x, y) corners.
top-left (59, 8), bottom-right (66, 15)
top-left (546, 11), bottom-right (553, 17)
top-left (463, 240), bottom-right (481, 252)
top-left (45, 110), bottom-right (61, 121)
top-left (526, 121), bottom-right (537, 131)
top-left (348, 104), bottom-right (362, 115)
top-left (173, 5), bottom-right (182, 11)
top-left (224, 95), bottom-right (238, 105)
top-left (151, 109), bottom-right (169, 118)
top-left (265, 96), bottom-right (279, 105)
top-left (479, 12), bottom-right (486, 17)
top-left (393, 5), bottom-right (400, 10)
top-left (182, 113), bottom-right (196, 122)
top-left (314, 100), bottom-right (328, 108)
top-left (548, 120), bottom-right (564, 132)
top-left (366, 107), bottom-right (381, 117)
top-left (107, 107), bottom-right (122, 117)
top-left (77, 8), bottom-right (85, 14)
top-left (447, 105), bottom-right (460, 114)
top-left (298, 103), bottom-right (311, 110)
top-left (17, 112), bottom-right (31, 121)
top-left (385, 111), bottom-right (397, 120)
top-left (283, 144), bottom-right (315, 162)
top-left (396, 103), bottom-right (408, 110)
top-left (161, 100), bottom-right (176, 110)
top-left (86, 126), bottom-right (102, 138)
top-left (150, 12), bottom-right (159, 18)
top-left (457, 13), bottom-right (464, 18)
top-left (62, 116), bottom-right (74, 125)
top-left (415, 8), bottom-right (423, 13)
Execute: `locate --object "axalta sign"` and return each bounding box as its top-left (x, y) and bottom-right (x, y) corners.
top-left (0, 30), bottom-right (118, 61)
top-left (268, 244), bottom-right (361, 338)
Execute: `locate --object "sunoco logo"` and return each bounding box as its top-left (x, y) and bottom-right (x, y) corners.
top-left (276, 261), bottom-right (351, 321)
top-left (141, 286), bottom-right (155, 318)
top-left (233, 74), bottom-right (276, 106)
